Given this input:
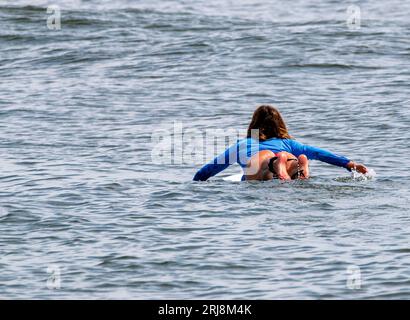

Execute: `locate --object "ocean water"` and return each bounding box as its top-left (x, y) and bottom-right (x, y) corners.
top-left (0, 0), bottom-right (409, 299)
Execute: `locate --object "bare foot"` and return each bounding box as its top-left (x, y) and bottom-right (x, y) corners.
top-left (297, 154), bottom-right (310, 179)
top-left (245, 150), bottom-right (276, 181)
top-left (273, 152), bottom-right (291, 180)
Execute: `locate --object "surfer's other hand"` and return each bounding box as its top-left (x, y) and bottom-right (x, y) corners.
top-left (347, 161), bottom-right (368, 174)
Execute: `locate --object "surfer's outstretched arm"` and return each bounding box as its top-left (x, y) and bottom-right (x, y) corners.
top-left (193, 143), bottom-right (238, 181)
top-left (286, 140), bottom-right (368, 174)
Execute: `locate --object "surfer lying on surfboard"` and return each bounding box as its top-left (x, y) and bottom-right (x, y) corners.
top-left (193, 105), bottom-right (368, 181)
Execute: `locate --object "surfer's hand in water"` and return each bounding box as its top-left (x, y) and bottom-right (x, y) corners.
top-left (347, 161), bottom-right (368, 174)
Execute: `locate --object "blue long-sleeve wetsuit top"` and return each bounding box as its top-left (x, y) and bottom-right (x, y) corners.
top-left (193, 138), bottom-right (351, 181)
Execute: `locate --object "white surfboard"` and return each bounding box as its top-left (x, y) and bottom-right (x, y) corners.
top-left (223, 173), bottom-right (243, 182)
top-left (223, 169), bottom-right (376, 182)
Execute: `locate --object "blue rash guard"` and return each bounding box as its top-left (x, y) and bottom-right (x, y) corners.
top-left (193, 138), bottom-right (351, 181)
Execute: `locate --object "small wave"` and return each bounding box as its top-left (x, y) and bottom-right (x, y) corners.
top-left (283, 63), bottom-right (383, 70)
top-left (0, 34), bottom-right (38, 42)
top-left (0, 5), bottom-right (45, 13)
top-left (0, 207), bottom-right (10, 219)
top-left (334, 169), bottom-right (377, 182)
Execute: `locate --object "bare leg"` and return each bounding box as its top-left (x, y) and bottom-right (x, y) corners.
top-left (245, 151), bottom-right (291, 181)
top-left (245, 151), bottom-right (309, 181)
top-left (245, 150), bottom-right (276, 181)
top-left (285, 155), bottom-right (299, 179)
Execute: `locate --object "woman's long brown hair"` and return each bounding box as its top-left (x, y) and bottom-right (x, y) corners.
top-left (246, 105), bottom-right (292, 140)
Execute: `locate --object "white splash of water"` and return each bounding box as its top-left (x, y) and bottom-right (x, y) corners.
top-left (365, 168), bottom-right (377, 179)
top-left (351, 168), bottom-right (376, 181)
